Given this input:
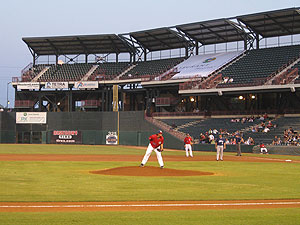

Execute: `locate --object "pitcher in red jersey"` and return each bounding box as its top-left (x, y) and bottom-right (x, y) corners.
top-left (140, 130), bottom-right (164, 169)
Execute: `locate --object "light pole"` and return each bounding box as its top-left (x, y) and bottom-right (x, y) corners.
top-left (6, 82), bottom-right (11, 109)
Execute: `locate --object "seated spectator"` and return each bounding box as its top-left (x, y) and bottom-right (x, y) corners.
top-left (263, 127), bottom-right (270, 133)
top-left (213, 129), bottom-right (218, 135)
top-left (267, 120), bottom-right (273, 128)
top-left (199, 133), bottom-right (206, 144)
top-left (225, 138), bottom-right (230, 144)
top-left (208, 134), bottom-right (214, 143)
top-left (223, 77), bottom-right (229, 83)
top-left (245, 137), bottom-right (254, 145)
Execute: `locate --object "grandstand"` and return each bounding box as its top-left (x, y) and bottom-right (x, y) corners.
top-left (217, 45), bottom-right (300, 87)
top-left (6, 7), bottom-right (300, 147)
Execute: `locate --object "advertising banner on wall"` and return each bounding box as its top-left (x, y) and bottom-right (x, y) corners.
top-left (44, 82), bottom-right (68, 89)
top-left (17, 82), bottom-right (40, 90)
top-left (51, 130), bottom-right (82, 144)
top-left (106, 131), bottom-right (118, 145)
top-left (16, 112), bottom-right (47, 124)
top-left (74, 81), bottom-right (98, 89)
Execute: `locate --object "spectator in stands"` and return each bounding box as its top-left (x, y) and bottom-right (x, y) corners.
top-left (213, 128), bottom-right (218, 135)
top-left (208, 133), bottom-right (215, 144)
top-left (263, 127), bottom-right (270, 133)
top-left (223, 77), bottom-right (229, 83)
top-left (171, 122), bottom-right (177, 130)
top-left (199, 133), bottom-right (206, 144)
top-left (245, 137), bottom-right (254, 145)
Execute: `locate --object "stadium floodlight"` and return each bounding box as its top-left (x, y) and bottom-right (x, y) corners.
top-left (190, 97), bottom-right (195, 102)
top-left (57, 102), bottom-right (61, 106)
top-left (251, 95), bottom-right (256, 99)
top-left (238, 95), bottom-right (244, 100)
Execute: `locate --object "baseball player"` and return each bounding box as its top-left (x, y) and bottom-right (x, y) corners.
top-left (260, 143), bottom-right (268, 154)
top-left (235, 133), bottom-right (243, 156)
top-left (184, 133), bottom-right (193, 157)
top-left (140, 130), bottom-right (164, 169)
top-left (215, 134), bottom-right (226, 161)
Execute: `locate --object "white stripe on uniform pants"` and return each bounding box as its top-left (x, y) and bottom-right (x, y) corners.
top-left (141, 143), bottom-right (164, 167)
top-left (216, 146), bottom-right (224, 161)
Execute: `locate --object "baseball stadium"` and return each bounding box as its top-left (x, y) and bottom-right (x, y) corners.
top-left (1, 5), bottom-right (300, 225)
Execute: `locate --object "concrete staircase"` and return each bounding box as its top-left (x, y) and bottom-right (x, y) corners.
top-left (81, 65), bottom-right (99, 81)
top-left (115, 64), bottom-right (137, 80)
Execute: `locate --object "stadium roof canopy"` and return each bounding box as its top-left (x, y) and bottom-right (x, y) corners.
top-left (22, 34), bottom-right (136, 56)
top-left (175, 18), bottom-right (251, 45)
top-left (237, 7), bottom-right (300, 38)
top-left (129, 28), bottom-right (193, 51)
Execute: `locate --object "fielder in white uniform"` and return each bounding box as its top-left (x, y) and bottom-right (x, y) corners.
top-left (215, 134), bottom-right (226, 161)
top-left (184, 134), bottom-right (193, 157)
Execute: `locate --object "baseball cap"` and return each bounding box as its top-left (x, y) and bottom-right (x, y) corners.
top-left (158, 130), bottom-right (163, 134)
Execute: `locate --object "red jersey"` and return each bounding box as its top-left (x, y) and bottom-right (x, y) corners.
top-left (260, 144), bottom-right (265, 148)
top-left (184, 136), bottom-right (192, 144)
top-left (149, 134), bottom-right (164, 148)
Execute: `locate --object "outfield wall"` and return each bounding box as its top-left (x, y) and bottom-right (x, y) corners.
top-left (253, 145), bottom-right (300, 155)
top-left (0, 111), bottom-right (183, 149)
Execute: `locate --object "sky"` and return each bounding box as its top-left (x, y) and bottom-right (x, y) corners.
top-left (0, 0), bottom-right (299, 107)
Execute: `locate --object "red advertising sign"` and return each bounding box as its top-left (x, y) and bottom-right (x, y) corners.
top-left (51, 130), bottom-right (82, 144)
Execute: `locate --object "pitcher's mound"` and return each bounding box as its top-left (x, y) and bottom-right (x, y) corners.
top-left (90, 166), bottom-right (214, 176)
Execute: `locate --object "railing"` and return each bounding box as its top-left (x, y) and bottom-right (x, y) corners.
top-left (152, 111), bottom-right (205, 117)
top-left (144, 114), bottom-right (186, 140)
top-left (151, 109), bottom-right (300, 117)
top-left (21, 63), bottom-right (33, 75)
top-left (264, 55), bottom-right (300, 85)
top-left (272, 68), bottom-right (299, 85)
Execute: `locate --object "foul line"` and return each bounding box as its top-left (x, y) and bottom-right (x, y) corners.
top-left (1, 202), bottom-right (300, 208)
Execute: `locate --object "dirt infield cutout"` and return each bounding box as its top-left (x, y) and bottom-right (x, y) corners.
top-left (90, 166), bottom-right (214, 176)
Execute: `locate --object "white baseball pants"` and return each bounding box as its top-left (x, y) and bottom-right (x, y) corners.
top-left (185, 144), bottom-right (193, 157)
top-left (141, 143), bottom-right (164, 167)
top-left (260, 147), bottom-right (268, 153)
top-left (216, 146), bottom-right (224, 160)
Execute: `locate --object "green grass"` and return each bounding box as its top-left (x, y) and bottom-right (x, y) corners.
top-left (1, 159), bottom-right (300, 202)
top-left (1, 208), bottom-right (300, 225)
top-left (1, 144), bottom-right (300, 224)
top-left (0, 144), bottom-right (144, 155)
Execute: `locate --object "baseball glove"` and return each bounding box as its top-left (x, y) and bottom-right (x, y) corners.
top-left (157, 146), bottom-right (164, 152)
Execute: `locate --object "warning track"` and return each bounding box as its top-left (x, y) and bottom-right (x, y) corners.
top-left (1, 200), bottom-right (300, 212)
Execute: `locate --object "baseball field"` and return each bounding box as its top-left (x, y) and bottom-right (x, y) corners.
top-left (1, 144), bottom-right (300, 225)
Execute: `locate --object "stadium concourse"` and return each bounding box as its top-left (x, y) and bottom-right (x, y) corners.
top-left (3, 7), bottom-right (300, 153)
